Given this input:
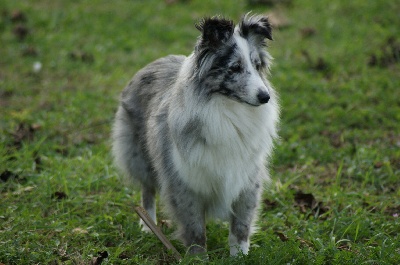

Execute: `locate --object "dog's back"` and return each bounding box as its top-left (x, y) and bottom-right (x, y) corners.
top-left (112, 55), bottom-right (185, 186)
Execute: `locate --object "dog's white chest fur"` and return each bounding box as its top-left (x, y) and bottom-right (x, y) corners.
top-left (170, 95), bottom-right (278, 219)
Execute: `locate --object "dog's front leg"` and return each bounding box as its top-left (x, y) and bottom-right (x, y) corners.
top-left (182, 214), bottom-right (207, 255)
top-left (166, 185), bottom-right (207, 255)
top-left (229, 186), bottom-right (260, 256)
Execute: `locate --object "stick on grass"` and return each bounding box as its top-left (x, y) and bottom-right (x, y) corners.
top-left (134, 206), bottom-right (182, 261)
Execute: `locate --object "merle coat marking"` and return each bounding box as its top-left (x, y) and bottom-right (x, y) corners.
top-left (112, 14), bottom-right (280, 255)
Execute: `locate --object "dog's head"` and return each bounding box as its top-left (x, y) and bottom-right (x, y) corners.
top-left (194, 14), bottom-right (273, 106)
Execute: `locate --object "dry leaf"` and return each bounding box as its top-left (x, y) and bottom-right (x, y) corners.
top-left (90, 251), bottom-right (109, 265)
top-left (13, 186), bottom-right (36, 195)
top-left (72, 228), bottom-right (88, 234)
top-left (275, 231), bottom-right (288, 241)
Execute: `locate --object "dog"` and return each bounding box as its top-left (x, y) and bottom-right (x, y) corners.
top-left (112, 14), bottom-right (280, 256)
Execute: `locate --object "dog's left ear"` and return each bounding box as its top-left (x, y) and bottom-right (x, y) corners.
top-left (239, 14), bottom-right (273, 42)
top-left (196, 16), bottom-right (235, 49)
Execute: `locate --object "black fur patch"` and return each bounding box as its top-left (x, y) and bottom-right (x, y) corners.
top-left (139, 71), bottom-right (156, 86)
top-left (215, 83), bottom-right (234, 97)
top-left (217, 69), bottom-right (237, 95)
top-left (209, 44), bottom-right (238, 73)
top-left (195, 17), bottom-right (235, 72)
top-left (239, 15), bottom-right (273, 41)
top-left (195, 16), bottom-right (234, 49)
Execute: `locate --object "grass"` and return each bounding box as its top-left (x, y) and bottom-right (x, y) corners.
top-left (1, 0), bottom-right (399, 264)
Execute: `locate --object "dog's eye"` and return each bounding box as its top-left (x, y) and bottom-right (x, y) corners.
top-left (229, 63), bottom-right (243, 73)
top-left (255, 61), bottom-right (262, 71)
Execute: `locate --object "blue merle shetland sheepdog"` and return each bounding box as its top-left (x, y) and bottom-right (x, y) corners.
top-left (112, 14), bottom-right (280, 255)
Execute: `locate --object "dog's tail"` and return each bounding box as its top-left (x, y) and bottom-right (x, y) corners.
top-left (111, 106), bottom-right (150, 186)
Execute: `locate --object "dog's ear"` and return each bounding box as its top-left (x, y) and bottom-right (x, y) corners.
top-left (239, 14), bottom-right (273, 42)
top-left (196, 17), bottom-right (234, 49)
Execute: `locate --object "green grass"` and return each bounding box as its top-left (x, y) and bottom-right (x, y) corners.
top-left (1, 0), bottom-right (399, 264)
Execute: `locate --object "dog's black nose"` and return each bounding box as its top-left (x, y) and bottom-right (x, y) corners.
top-left (257, 91), bottom-right (270, 104)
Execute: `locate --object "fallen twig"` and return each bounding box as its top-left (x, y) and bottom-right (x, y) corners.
top-left (134, 206), bottom-right (182, 261)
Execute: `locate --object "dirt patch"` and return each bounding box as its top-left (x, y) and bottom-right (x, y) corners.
top-left (51, 191), bottom-right (68, 200)
top-left (294, 191), bottom-right (330, 218)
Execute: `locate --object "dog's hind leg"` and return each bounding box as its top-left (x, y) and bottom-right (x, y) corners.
top-left (112, 106), bottom-right (158, 232)
top-left (139, 184), bottom-right (156, 232)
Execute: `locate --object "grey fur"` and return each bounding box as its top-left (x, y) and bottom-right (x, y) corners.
top-left (112, 15), bottom-right (279, 255)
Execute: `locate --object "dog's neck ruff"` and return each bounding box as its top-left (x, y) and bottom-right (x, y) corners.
top-left (169, 63), bottom-right (279, 219)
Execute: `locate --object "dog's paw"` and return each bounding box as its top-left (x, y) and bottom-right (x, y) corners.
top-left (139, 219), bottom-right (153, 233)
top-left (187, 245), bottom-right (209, 261)
top-left (229, 242), bottom-right (249, 256)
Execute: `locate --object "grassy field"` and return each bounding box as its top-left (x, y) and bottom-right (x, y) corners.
top-left (1, 0), bottom-right (399, 264)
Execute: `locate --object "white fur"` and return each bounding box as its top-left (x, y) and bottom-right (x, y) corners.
top-left (169, 53), bottom-right (279, 220)
top-left (229, 233), bottom-right (250, 256)
top-left (139, 205), bottom-right (156, 232)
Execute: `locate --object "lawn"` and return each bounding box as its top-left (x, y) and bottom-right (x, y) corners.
top-left (1, 0), bottom-right (399, 264)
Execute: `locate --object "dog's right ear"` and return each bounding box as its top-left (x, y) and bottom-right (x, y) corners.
top-left (195, 17), bottom-right (234, 49)
top-left (239, 14), bottom-right (273, 43)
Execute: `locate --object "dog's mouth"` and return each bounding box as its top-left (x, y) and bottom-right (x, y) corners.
top-left (225, 94), bottom-right (266, 107)
top-left (244, 101), bottom-right (263, 107)
top-left (216, 91), bottom-right (270, 107)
